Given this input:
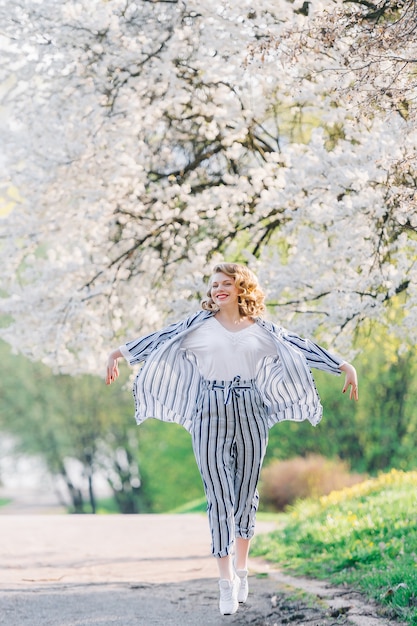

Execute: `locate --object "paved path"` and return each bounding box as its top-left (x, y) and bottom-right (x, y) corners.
top-left (0, 515), bottom-right (403, 626)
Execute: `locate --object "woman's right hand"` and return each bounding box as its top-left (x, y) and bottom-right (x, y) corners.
top-left (106, 350), bottom-right (122, 385)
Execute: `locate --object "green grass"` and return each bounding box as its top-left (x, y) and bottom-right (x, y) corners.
top-left (0, 498), bottom-right (11, 508)
top-left (168, 496), bottom-right (207, 514)
top-left (94, 497), bottom-right (122, 514)
top-left (251, 469), bottom-right (417, 625)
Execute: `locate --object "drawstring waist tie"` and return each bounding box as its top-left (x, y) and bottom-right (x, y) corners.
top-left (202, 375), bottom-right (255, 405)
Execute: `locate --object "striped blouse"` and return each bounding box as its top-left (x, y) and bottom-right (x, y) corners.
top-left (120, 310), bottom-right (343, 433)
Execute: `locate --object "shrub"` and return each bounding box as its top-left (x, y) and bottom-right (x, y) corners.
top-left (259, 454), bottom-right (365, 511)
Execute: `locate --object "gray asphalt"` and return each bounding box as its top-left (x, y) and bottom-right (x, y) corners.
top-left (0, 578), bottom-right (292, 626)
top-left (0, 514), bottom-right (281, 625)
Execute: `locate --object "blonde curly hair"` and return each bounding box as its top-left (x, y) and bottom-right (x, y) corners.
top-left (201, 262), bottom-right (266, 317)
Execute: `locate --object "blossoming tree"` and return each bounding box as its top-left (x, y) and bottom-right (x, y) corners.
top-left (1, 0), bottom-right (416, 374)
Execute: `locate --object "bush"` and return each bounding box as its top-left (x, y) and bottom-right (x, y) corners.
top-left (259, 454), bottom-right (365, 511)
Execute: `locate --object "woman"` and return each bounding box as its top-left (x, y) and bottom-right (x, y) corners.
top-left (106, 262), bottom-right (358, 616)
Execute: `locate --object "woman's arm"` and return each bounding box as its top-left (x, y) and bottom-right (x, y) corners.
top-left (340, 361), bottom-right (359, 401)
top-left (278, 326), bottom-right (359, 401)
top-left (279, 329), bottom-right (344, 375)
top-left (105, 348), bottom-right (123, 385)
top-left (120, 311), bottom-right (210, 366)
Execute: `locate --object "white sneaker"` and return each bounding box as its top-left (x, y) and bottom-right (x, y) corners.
top-left (218, 576), bottom-right (239, 615)
top-left (235, 569), bottom-right (249, 603)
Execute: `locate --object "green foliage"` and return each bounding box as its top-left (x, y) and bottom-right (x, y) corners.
top-left (252, 470), bottom-right (417, 624)
top-left (264, 333), bottom-right (417, 476)
top-left (0, 340), bottom-right (204, 513)
top-left (0, 340), bottom-right (145, 513)
top-left (137, 420), bottom-right (204, 513)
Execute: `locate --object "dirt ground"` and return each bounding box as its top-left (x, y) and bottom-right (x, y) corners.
top-left (0, 513), bottom-right (404, 626)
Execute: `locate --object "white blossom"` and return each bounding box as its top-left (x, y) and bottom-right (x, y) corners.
top-left (0, 0), bottom-right (416, 373)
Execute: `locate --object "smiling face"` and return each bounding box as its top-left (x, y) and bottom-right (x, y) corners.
top-left (201, 262), bottom-right (266, 317)
top-left (210, 271), bottom-right (240, 310)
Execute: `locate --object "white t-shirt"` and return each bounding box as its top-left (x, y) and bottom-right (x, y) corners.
top-left (181, 316), bottom-right (277, 381)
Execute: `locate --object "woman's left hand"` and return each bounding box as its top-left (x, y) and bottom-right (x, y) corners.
top-left (340, 362), bottom-right (359, 401)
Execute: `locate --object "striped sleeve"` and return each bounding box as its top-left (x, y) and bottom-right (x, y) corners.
top-left (280, 330), bottom-right (343, 375)
top-left (121, 311), bottom-right (208, 366)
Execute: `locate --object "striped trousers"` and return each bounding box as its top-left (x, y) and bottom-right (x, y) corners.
top-left (191, 377), bottom-right (269, 558)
